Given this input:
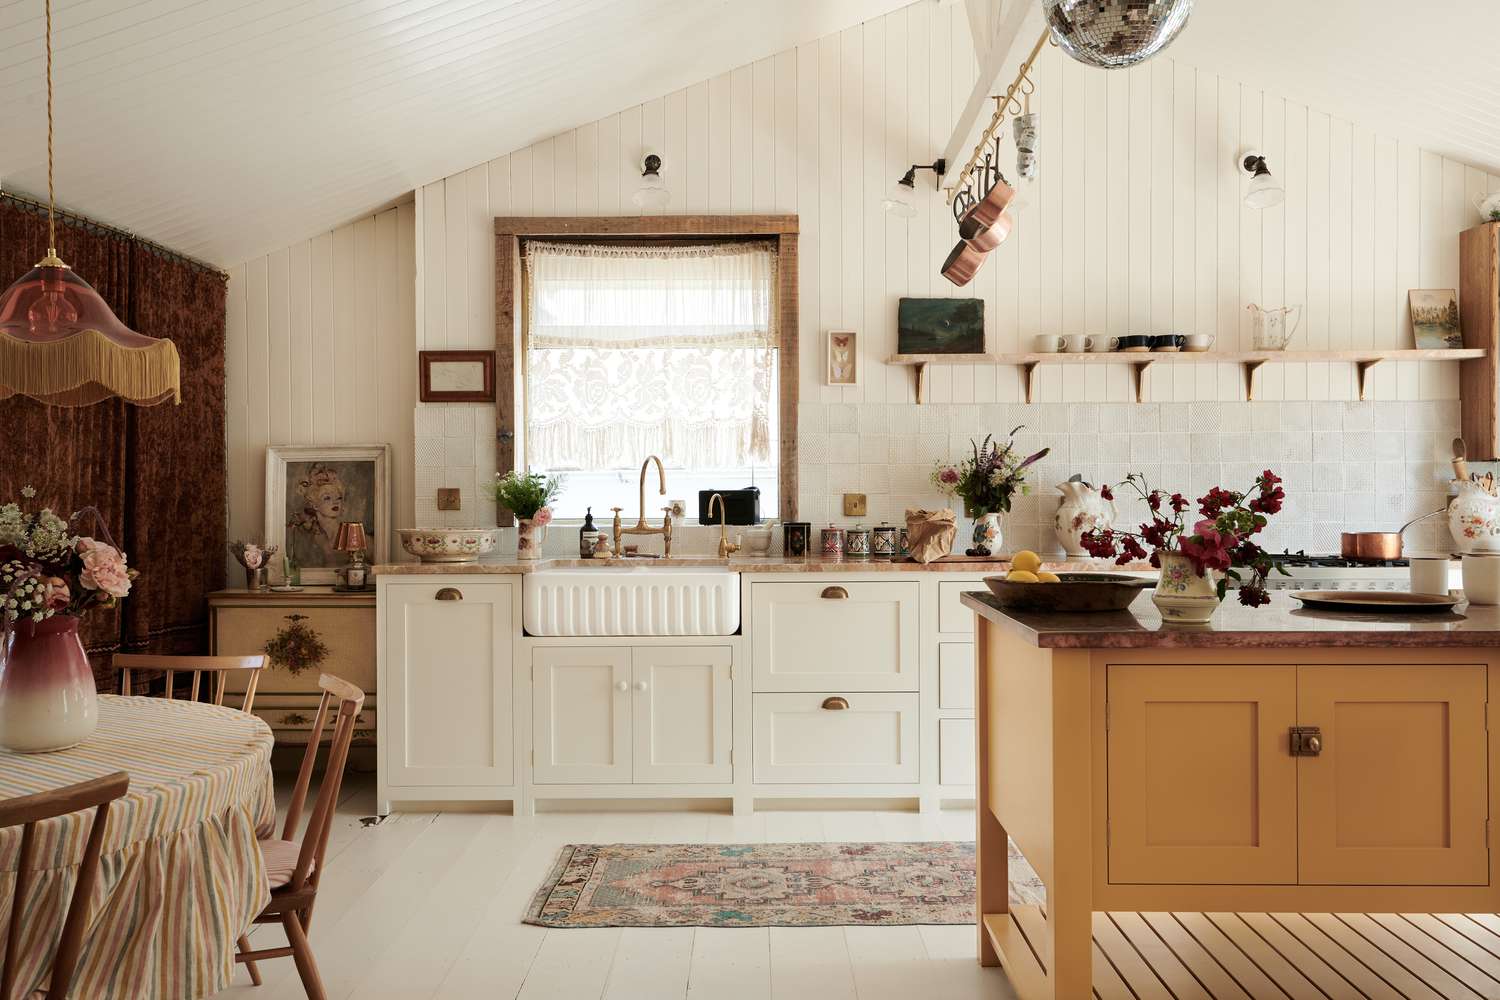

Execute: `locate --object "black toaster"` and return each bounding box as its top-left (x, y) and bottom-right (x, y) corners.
top-left (698, 487), bottom-right (761, 525)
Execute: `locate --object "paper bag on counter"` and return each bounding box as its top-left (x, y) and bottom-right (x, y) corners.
top-left (904, 507), bottom-right (956, 564)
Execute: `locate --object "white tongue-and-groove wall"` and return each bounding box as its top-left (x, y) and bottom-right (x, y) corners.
top-left (225, 2), bottom-right (1492, 565)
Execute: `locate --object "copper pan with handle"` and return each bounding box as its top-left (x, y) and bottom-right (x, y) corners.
top-left (1339, 509), bottom-right (1445, 561)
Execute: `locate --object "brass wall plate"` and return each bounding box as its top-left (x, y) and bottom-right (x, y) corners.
top-left (436, 488), bottom-right (462, 511)
top-left (842, 493), bottom-right (867, 517)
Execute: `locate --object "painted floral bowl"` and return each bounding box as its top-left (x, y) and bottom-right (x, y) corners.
top-left (398, 528), bottom-right (497, 563)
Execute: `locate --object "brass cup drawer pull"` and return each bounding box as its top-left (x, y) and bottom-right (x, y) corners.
top-left (1290, 725), bottom-right (1322, 756)
top-left (821, 586), bottom-right (849, 600)
top-left (435, 587), bottom-right (464, 602)
top-left (821, 696), bottom-right (850, 710)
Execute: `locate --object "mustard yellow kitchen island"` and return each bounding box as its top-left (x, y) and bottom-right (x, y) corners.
top-left (963, 590), bottom-right (1500, 999)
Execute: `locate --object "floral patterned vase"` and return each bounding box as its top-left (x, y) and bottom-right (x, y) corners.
top-left (516, 519), bottom-right (548, 560)
top-left (1151, 551), bottom-right (1220, 624)
top-left (971, 512), bottom-right (1003, 556)
top-left (0, 615), bottom-right (98, 752)
top-left (1449, 479), bottom-right (1500, 553)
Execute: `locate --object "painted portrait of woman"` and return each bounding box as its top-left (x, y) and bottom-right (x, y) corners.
top-left (284, 461), bottom-right (374, 568)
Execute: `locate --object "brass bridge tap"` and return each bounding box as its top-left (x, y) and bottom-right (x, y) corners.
top-left (613, 455), bottom-right (673, 557)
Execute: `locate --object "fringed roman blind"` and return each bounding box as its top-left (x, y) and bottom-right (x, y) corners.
top-left (523, 241), bottom-right (777, 471)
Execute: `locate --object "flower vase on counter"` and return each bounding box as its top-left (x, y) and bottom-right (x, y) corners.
top-left (0, 615), bottom-right (97, 752)
top-left (971, 512), bottom-right (1003, 557)
top-left (1054, 477), bottom-right (1116, 556)
top-left (931, 427), bottom-right (1050, 559)
top-left (1151, 551), bottom-right (1221, 624)
top-left (491, 471), bottom-right (564, 562)
top-left (516, 516), bottom-right (548, 560)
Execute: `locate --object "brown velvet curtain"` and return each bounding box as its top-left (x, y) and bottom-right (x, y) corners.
top-left (0, 197), bottom-right (226, 682)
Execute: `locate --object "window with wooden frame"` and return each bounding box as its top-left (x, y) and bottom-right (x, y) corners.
top-left (494, 217), bottom-right (798, 525)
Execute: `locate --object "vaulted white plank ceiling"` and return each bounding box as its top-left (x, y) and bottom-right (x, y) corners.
top-left (0, 0), bottom-right (910, 265)
top-left (3, 0), bottom-right (1498, 267)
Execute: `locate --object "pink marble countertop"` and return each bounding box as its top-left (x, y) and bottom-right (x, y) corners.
top-left (372, 554), bottom-right (1150, 576)
top-left (961, 590), bottom-right (1500, 648)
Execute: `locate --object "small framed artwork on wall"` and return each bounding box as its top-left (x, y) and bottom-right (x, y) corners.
top-left (419, 350), bottom-right (496, 402)
top-left (826, 331), bottom-right (858, 386)
top-left (1408, 289), bottom-right (1462, 349)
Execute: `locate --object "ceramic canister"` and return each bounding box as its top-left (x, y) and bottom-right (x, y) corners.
top-left (873, 523), bottom-right (899, 558)
top-left (783, 522), bottom-right (811, 557)
top-left (898, 527), bottom-right (911, 558)
top-left (847, 525), bottom-right (871, 558)
top-left (821, 525), bottom-right (846, 556)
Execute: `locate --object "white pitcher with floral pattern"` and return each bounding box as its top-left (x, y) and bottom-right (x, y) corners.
top-left (1054, 479), bottom-right (1116, 556)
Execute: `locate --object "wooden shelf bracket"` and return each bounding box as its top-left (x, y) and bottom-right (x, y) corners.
top-left (912, 361), bottom-right (928, 404)
top-left (1023, 362), bottom-right (1039, 404)
top-left (1130, 361), bottom-right (1153, 403)
top-left (1242, 360), bottom-right (1267, 401)
top-left (1356, 358), bottom-right (1381, 401)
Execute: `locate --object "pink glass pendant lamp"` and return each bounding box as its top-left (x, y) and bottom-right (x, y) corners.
top-left (0, 0), bottom-right (180, 407)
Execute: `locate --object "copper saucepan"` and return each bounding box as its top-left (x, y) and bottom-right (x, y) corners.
top-left (1340, 510), bottom-right (1445, 561)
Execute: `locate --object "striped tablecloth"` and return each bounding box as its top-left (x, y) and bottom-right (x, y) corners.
top-left (0, 695), bottom-right (276, 999)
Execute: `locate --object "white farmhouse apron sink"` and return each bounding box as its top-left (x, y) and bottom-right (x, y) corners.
top-left (523, 566), bottom-right (741, 636)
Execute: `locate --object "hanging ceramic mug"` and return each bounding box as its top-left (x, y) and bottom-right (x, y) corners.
top-left (1014, 113), bottom-right (1038, 180)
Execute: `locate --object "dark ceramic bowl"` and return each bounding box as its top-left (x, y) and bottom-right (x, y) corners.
top-left (982, 572), bottom-right (1155, 612)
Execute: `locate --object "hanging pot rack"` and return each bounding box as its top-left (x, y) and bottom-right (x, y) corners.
top-left (947, 27), bottom-right (1053, 223)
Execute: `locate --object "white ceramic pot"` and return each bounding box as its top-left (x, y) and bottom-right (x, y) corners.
top-left (1449, 481), bottom-right (1500, 553)
top-left (1462, 553), bottom-right (1500, 605)
top-left (1151, 551), bottom-right (1221, 624)
top-left (971, 512), bottom-right (1003, 556)
top-left (1054, 480), bottom-right (1117, 556)
top-left (398, 528), bottom-right (497, 563)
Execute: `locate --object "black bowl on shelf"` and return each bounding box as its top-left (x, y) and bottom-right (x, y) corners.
top-left (983, 572), bottom-right (1155, 612)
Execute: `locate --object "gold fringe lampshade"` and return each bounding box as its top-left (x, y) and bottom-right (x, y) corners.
top-left (0, 254), bottom-right (181, 406)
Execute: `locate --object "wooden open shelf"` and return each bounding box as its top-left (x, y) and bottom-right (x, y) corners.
top-left (887, 348), bottom-right (1489, 404)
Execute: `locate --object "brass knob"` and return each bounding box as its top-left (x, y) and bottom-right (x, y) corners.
top-left (821, 586), bottom-right (849, 600)
top-left (435, 587), bottom-right (463, 601)
top-left (1307, 735), bottom-right (1321, 754)
top-left (821, 696), bottom-right (850, 710)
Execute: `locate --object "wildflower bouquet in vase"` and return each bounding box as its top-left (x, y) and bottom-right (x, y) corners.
top-left (931, 427), bottom-right (1050, 556)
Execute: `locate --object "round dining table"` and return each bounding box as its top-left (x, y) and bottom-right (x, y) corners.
top-left (0, 694), bottom-right (276, 999)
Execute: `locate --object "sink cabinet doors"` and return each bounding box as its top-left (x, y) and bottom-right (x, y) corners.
top-left (532, 645), bottom-right (732, 784)
top-left (1107, 662), bottom-right (1489, 887)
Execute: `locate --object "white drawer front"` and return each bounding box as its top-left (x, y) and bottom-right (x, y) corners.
top-left (753, 692), bottom-right (918, 784)
top-left (751, 581), bottom-right (918, 692)
top-left (938, 581), bottom-right (984, 634)
top-left (938, 643), bottom-right (975, 710)
top-left (939, 718), bottom-right (976, 788)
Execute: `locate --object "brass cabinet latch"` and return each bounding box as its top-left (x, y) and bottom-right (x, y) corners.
top-left (1290, 726), bottom-right (1323, 756)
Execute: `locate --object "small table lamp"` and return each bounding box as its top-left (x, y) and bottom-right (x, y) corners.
top-left (334, 521), bottom-right (370, 590)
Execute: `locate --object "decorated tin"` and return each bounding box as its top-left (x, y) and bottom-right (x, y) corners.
top-left (783, 521), bottom-right (811, 557)
top-left (898, 527), bottom-right (911, 558)
top-left (846, 524), bottom-right (871, 558)
top-left (820, 524), bottom-right (846, 556)
top-left (872, 522), bottom-right (899, 558)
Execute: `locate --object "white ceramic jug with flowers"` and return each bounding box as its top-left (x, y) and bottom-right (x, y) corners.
top-left (1054, 478), bottom-right (1116, 556)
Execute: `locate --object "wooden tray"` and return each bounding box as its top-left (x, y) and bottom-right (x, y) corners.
top-left (984, 573), bottom-right (1155, 612)
top-left (1289, 590), bottom-right (1460, 613)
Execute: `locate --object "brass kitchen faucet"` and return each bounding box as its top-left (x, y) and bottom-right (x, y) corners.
top-left (612, 455), bottom-right (673, 557)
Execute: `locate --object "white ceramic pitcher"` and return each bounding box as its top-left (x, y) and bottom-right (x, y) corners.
top-left (1054, 479), bottom-right (1117, 556)
top-left (1247, 304), bottom-right (1302, 351)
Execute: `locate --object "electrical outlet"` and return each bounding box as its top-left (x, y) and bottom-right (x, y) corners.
top-left (436, 488), bottom-right (461, 511)
top-left (843, 493), bottom-right (867, 517)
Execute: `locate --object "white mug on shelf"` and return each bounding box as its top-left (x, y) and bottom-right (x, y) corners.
top-left (1089, 336), bottom-right (1114, 353)
top-left (1183, 333), bottom-right (1215, 352)
top-left (1061, 334), bottom-right (1095, 353)
top-left (1463, 554), bottom-right (1500, 605)
top-left (1032, 335), bottom-right (1063, 353)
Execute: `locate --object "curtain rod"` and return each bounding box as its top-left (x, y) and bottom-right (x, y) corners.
top-left (0, 189), bottom-right (226, 279)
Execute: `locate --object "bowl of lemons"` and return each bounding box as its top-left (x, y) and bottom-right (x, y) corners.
top-left (983, 550), bottom-right (1154, 612)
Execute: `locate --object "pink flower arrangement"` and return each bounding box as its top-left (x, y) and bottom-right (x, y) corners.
top-left (1081, 471), bottom-right (1287, 606)
top-left (531, 506), bottom-right (554, 528)
top-left (78, 539), bottom-right (133, 599)
top-left (0, 488), bottom-right (139, 624)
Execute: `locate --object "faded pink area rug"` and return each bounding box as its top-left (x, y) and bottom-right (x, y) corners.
top-left (523, 841), bottom-right (1044, 928)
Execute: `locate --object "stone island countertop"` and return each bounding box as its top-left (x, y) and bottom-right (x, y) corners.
top-left (961, 589), bottom-right (1500, 648)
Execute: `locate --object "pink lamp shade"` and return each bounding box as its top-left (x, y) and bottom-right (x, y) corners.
top-left (0, 256), bottom-right (181, 407)
top-left (334, 521), bottom-right (369, 553)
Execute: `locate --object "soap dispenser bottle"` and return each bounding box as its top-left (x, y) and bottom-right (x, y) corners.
top-left (579, 507), bottom-right (599, 557)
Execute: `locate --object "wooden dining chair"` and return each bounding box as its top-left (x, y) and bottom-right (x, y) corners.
top-left (1, 771), bottom-right (129, 1000)
top-left (236, 673), bottom-right (364, 1000)
top-left (113, 653), bottom-right (267, 713)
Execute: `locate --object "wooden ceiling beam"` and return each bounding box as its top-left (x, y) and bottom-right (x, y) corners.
top-left (941, 0), bottom-right (1045, 191)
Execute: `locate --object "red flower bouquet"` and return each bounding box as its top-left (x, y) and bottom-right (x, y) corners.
top-left (1080, 471), bottom-right (1287, 607)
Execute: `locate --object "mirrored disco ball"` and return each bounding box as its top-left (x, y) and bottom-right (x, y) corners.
top-left (1043, 0), bottom-right (1193, 69)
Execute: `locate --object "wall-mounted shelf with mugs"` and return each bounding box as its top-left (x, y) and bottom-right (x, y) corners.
top-left (886, 347), bottom-right (1488, 404)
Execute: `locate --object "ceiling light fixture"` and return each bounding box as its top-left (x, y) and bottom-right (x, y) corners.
top-left (1043, 0), bottom-right (1194, 70)
top-left (1239, 150), bottom-right (1285, 210)
top-left (632, 153), bottom-right (671, 210)
top-left (881, 160), bottom-right (946, 218)
top-left (0, 0), bottom-right (181, 407)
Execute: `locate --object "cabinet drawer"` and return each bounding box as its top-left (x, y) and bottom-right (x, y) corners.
top-left (938, 718), bottom-right (975, 787)
top-left (753, 692), bottom-right (918, 783)
top-left (938, 643), bottom-right (975, 710)
top-left (751, 581), bottom-right (918, 692)
top-left (938, 581), bottom-right (983, 634)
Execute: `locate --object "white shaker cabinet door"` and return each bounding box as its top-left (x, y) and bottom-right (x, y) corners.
top-left (384, 581), bottom-right (514, 788)
top-left (532, 647), bottom-right (632, 783)
top-left (630, 646), bottom-right (733, 784)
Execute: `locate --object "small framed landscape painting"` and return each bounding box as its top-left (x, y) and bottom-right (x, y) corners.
top-left (265, 444), bottom-right (390, 585)
top-left (897, 297), bottom-right (985, 354)
top-left (419, 350), bottom-right (496, 402)
top-left (827, 330), bottom-right (858, 386)
top-left (1408, 289), bottom-right (1462, 349)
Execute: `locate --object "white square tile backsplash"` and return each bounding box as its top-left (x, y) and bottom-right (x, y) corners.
top-left (415, 399), bottom-right (1460, 558)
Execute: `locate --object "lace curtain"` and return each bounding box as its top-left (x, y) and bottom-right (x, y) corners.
top-left (524, 242), bottom-right (777, 470)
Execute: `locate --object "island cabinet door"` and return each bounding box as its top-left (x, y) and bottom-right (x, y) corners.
top-left (1107, 665), bottom-right (1298, 885)
top-left (1297, 664), bottom-right (1489, 886)
top-left (532, 647), bottom-right (632, 783)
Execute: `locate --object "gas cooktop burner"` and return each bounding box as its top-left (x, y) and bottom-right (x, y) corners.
top-left (1273, 550), bottom-right (1409, 569)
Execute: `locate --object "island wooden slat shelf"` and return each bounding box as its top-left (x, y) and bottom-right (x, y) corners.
top-left (887, 348), bottom-right (1488, 404)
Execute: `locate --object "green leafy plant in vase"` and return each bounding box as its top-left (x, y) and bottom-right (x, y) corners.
top-left (491, 471), bottom-right (564, 560)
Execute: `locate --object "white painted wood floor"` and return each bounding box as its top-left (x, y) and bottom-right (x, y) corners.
top-left (220, 772), bottom-right (1016, 1000)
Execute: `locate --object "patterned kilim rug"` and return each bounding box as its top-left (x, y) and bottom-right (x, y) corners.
top-left (523, 840), bottom-right (1044, 928)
